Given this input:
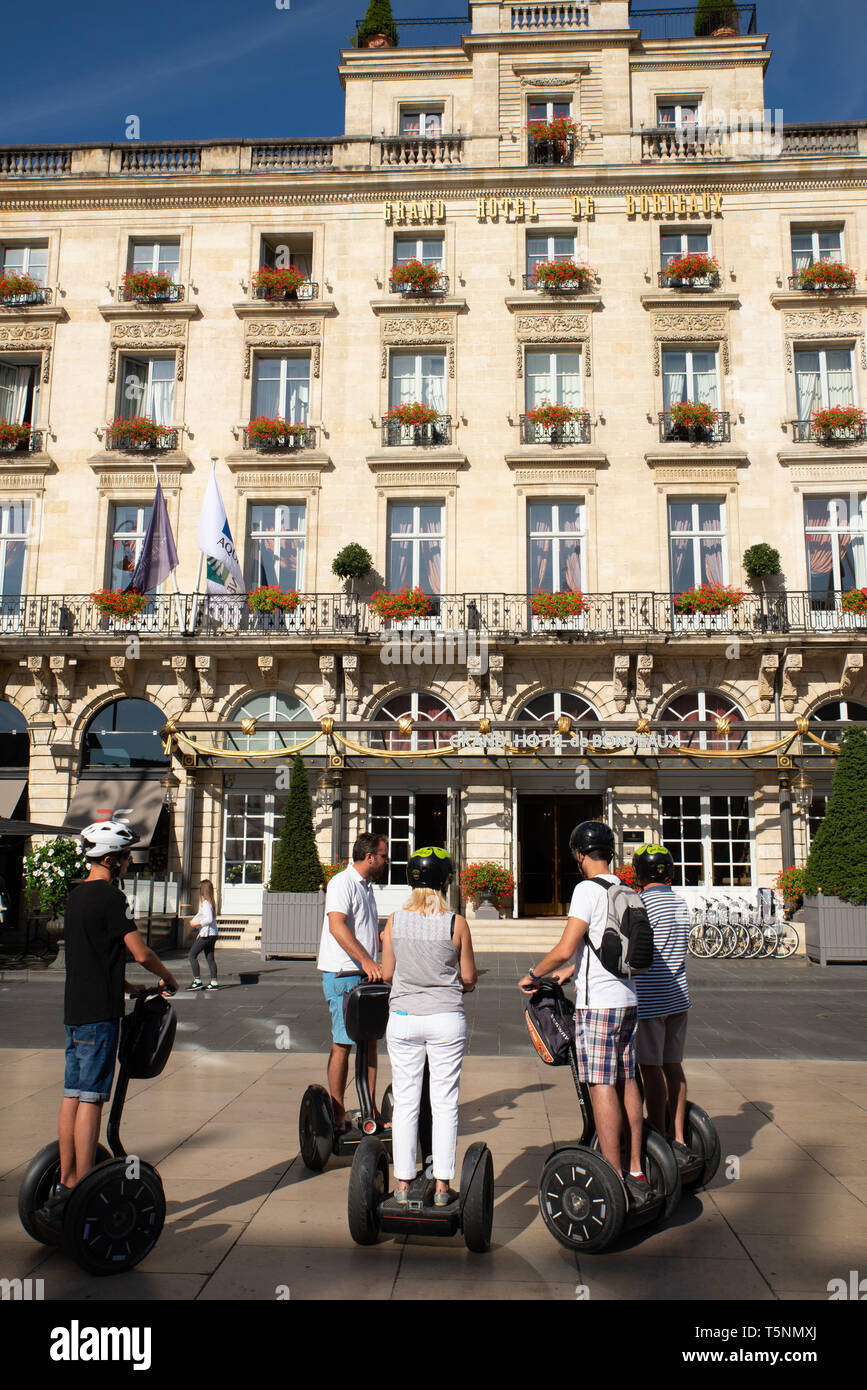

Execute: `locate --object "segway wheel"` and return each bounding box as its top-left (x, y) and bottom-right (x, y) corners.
top-left (642, 1123), bottom-right (681, 1224)
top-left (460, 1143), bottom-right (494, 1253)
top-left (62, 1159), bottom-right (165, 1275)
top-left (348, 1138), bottom-right (389, 1246)
top-left (380, 1083), bottom-right (394, 1126)
top-left (18, 1141), bottom-right (111, 1246)
top-left (299, 1084), bottom-right (334, 1171)
top-left (538, 1147), bottom-right (626, 1254)
top-left (681, 1102), bottom-right (721, 1190)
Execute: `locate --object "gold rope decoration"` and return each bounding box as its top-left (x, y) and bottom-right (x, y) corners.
top-left (803, 730), bottom-right (842, 753)
top-left (167, 727), bottom-right (325, 762)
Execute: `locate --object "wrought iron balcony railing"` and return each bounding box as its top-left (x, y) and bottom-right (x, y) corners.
top-left (118, 281), bottom-right (185, 303)
top-left (0, 591), bottom-right (863, 640)
top-left (251, 280), bottom-right (319, 302)
top-left (390, 274), bottom-right (449, 296)
top-left (787, 273), bottom-right (857, 292)
top-left (521, 272), bottom-right (593, 293)
top-left (657, 270), bottom-right (718, 291)
top-left (0, 429), bottom-right (43, 455)
top-left (791, 419), bottom-right (867, 444)
top-left (103, 425), bottom-right (182, 453)
top-left (528, 137), bottom-right (575, 167)
top-left (0, 285), bottom-right (52, 307)
top-left (381, 415), bottom-right (452, 447)
top-left (659, 411), bottom-right (731, 443)
top-left (520, 414), bottom-right (591, 446)
top-left (242, 425), bottom-right (317, 451)
top-left (630, 5), bottom-right (757, 41)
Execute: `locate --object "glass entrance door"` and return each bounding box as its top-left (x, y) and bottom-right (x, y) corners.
top-left (518, 794), bottom-right (603, 915)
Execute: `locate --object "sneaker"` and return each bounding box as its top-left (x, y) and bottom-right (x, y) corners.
top-left (206, 982), bottom-right (218, 990)
top-left (36, 1183), bottom-right (70, 1230)
top-left (623, 1172), bottom-right (654, 1210)
top-left (671, 1140), bottom-right (697, 1168)
top-left (189, 979), bottom-right (205, 991)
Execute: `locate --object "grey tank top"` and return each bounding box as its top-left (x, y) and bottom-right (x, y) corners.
top-left (389, 908), bottom-right (464, 1016)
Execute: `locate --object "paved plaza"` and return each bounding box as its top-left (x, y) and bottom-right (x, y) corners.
top-left (1, 952), bottom-right (865, 1303)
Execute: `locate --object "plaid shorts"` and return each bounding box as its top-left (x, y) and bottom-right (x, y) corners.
top-left (575, 1007), bottom-right (638, 1085)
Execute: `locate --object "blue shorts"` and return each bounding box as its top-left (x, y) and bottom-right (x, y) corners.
top-left (321, 972), bottom-right (363, 1046)
top-left (63, 1021), bottom-right (120, 1103)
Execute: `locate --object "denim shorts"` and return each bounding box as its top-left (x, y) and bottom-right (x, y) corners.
top-left (63, 1021), bottom-right (120, 1103)
top-left (321, 972), bottom-right (363, 1046)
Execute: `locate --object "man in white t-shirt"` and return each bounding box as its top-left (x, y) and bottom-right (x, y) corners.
top-left (518, 820), bottom-right (651, 1208)
top-left (317, 831), bottom-right (389, 1132)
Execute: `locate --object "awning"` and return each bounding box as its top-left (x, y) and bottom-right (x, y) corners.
top-left (63, 777), bottom-right (165, 848)
top-left (0, 778), bottom-right (26, 819)
top-left (0, 816), bottom-right (64, 838)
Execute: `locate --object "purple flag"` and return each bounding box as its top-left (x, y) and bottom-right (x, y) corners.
top-left (126, 482), bottom-right (178, 593)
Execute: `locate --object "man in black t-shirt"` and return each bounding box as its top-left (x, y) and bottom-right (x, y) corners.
top-left (38, 820), bottom-right (178, 1230)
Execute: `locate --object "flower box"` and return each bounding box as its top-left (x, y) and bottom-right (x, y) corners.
top-left (385, 402), bottom-right (440, 427)
top-left (674, 583), bottom-right (744, 617)
top-left (529, 588), bottom-right (589, 632)
top-left (119, 270), bottom-right (179, 302)
top-left (811, 405), bottom-right (866, 440)
top-left (389, 259), bottom-right (443, 294)
top-left (797, 261), bottom-right (857, 292)
top-left (841, 588), bottom-right (867, 616)
top-left (0, 421), bottom-right (34, 453)
top-left (527, 118), bottom-right (580, 160)
top-left (90, 588), bottom-right (149, 621)
top-left (251, 265), bottom-right (307, 299)
top-left (246, 416), bottom-right (311, 449)
top-left (105, 417), bottom-right (176, 452)
top-left (0, 272), bottom-right (44, 304)
top-left (666, 401), bottom-right (720, 440)
top-left (369, 586), bottom-right (433, 622)
top-left (530, 259), bottom-right (595, 293)
top-left (247, 586), bottom-right (302, 614)
top-left (660, 253), bottom-right (721, 289)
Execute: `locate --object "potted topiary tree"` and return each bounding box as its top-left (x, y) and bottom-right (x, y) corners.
top-left (743, 544), bottom-right (781, 587)
top-left (802, 726), bottom-right (867, 964)
top-left (332, 542), bottom-right (373, 595)
top-left (260, 753), bottom-right (326, 958)
top-left (694, 0), bottom-right (741, 37)
top-left (358, 0), bottom-right (398, 48)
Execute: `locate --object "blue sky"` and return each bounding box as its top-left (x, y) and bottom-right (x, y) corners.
top-left (0, 0), bottom-right (864, 145)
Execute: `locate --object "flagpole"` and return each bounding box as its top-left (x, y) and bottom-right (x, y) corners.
top-left (191, 460), bottom-right (215, 634)
top-left (151, 460), bottom-right (185, 633)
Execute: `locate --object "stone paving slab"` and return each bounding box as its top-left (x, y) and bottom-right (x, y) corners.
top-left (1, 1050), bottom-right (865, 1302)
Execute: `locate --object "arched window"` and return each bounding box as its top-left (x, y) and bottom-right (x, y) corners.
top-left (810, 699), bottom-right (867, 748)
top-left (228, 692), bottom-right (312, 753)
top-left (372, 692), bottom-right (455, 752)
top-left (661, 690), bottom-right (746, 751)
top-left (518, 691), bottom-right (599, 723)
top-left (82, 699), bottom-right (169, 770)
top-left (0, 701), bottom-right (28, 769)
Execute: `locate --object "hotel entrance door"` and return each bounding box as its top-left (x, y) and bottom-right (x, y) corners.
top-left (517, 795), bottom-right (603, 916)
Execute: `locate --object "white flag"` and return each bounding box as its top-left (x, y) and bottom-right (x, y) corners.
top-left (197, 465), bottom-right (244, 595)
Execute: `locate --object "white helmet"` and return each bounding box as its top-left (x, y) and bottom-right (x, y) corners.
top-left (80, 819), bottom-right (138, 859)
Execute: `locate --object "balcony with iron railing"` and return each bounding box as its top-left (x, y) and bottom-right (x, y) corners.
top-left (790, 419), bottom-right (867, 445)
top-left (787, 272), bottom-right (858, 293)
top-left (629, 5), bottom-right (757, 40)
top-left (390, 273), bottom-right (450, 297)
top-left (528, 135), bottom-right (576, 167)
top-left (520, 414), bottom-right (591, 446)
top-left (0, 428), bottom-right (44, 456)
top-left (250, 279), bottom-right (319, 302)
top-left (521, 272), bottom-right (595, 293)
top-left (242, 424), bottom-right (317, 452)
top-left (0, 590), bottom-right (864, 640)
top-left (117, 281), bottom-right (185, 304)
top-left (657, 270), bottom-right (718, 292)
top-left (0, 285), bottom-right (52, 308)
top-left (381, 415), bottom-right (452, 447)
top-left (103, 423), bottom-right (183, 454)
top-left (658, 411), bottom-right (731, 444)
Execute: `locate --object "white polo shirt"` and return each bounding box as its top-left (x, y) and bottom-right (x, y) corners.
top-left (316, 865), bottom-right (381, 974)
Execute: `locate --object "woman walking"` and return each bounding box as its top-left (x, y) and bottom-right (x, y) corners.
top-left (381, 847), bottom-right (476, 1205)
top-left (188, 880), bottom-right (219, 991)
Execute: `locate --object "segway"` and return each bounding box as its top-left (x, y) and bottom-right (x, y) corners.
top-left (673, 1101), bottom-right (721, 1191)
top-left (298, 980), bottom-right (394, 1170)
top-left (348, 1049), bottom-right (494, 1253)
top-left (19, 985), bottom-right (176, 1275)
top-left (528, 981), bottom-right (680, 1254)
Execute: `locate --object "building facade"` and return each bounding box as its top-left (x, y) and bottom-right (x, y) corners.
top-left (1, 0), bottom-right (865, 940)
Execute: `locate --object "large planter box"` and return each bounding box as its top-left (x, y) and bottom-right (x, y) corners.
top-left (261, 890), bottom-right (323, 958)
top-left (803, 895), bottom-right (867, 965)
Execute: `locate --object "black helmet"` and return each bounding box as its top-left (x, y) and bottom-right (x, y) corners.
top-left (632, 843), bottom-right (675, 883)
top-left (407, 846), bottom-right (454, 890)
top-left (569, 820), bottom-right (615, 860)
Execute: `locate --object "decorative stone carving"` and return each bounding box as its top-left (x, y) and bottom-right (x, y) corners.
top-left (781, 652), bottom-right (802, 713)
top-left (257, 654), bottom-right (277, 686)
top-left (244, 319), bottom-right (323, 378)
top-left (648, 467), bottom-right (740, 482)
top-left (518, 74), bottom-right (579, 87)
top-left (233, 471), bottom-right (324, 488)
top-left (342, 654), bottom-right (360, 715)
top-left (651, 311), bottom-right (730, 375)
top-left (635, 654), bottom-right (653, 714)
top-left (466, 655), bottom-right (484, 714)
top-left (380, 316), bottom-right (455, 379)
top-left (0, 322), bottom-right (53, 386)
top-left (25, 655), bottom-right (50, 711)
top-left (370, 470), bottom-right (460, 486)
top-left (511, 468), bottom-right (599, 484)
top-left (110, 654), bottom-right (133, 688)
top-left (195, 654), bottom-right (215, 711)
top-left (783, 308), bottom-right (866, 371)
top-left (515, 312), bottom-right (591, 377)
top-left (613, 653), bottom-right (630, 713)
top-left (757, 651), bottom-right (779, 713)
top-left (49, 655), bottom-right (76, 713)
top-left (170, 654), bottom-right (197, 709)
top-left (488, 652), bottom-right (504, 714)
top-left (319, 654), bottom-right (337, 714)
top-left (110, 321), bottom-right (187, 381)
top-left (841, 651), bottom-right (864, 697)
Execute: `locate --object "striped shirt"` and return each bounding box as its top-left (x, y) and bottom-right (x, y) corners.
top-left (633, 885), bottom-right (691, 1019)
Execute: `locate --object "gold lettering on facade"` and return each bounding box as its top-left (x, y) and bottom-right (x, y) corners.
top-left (384, 200), bottom-right (392, 223)
top-left (678, 194), bottom-right (687, 215)
top-left (516, 197), bottom-right (525, 219)
top-left (586, 196), bottom-right (595, 218)
top-left (702, 192), bottom-right (712, 214)
top-left (653, 194), bottom-right (662, 215)
top-left (626, 194), bottom-right (636, 216)
top-left (689, 194), bottom-right (700, 214)
top-left (665, 194), bottom-right (675, 215)
top-left (409, 202), bottom-right (420, 222)
top-left (640, 195), bottom-right (650, 216)
top-left (435, 200), bottom-right (445, 220)
top-left (713, 193), bottom-right (723, 215)
top-left (477, 198), bottom-right (485, 220)
top-left (528, 198), bottom-right (536, 219)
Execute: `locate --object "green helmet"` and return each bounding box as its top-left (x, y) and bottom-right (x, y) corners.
top-left (632, 843), bottom-right (675, 883)
top-left (407, 845), bottom-right (453, 890)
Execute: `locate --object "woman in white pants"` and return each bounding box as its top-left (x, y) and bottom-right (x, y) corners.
top-left (381, 847), bottom-right (477, 1206)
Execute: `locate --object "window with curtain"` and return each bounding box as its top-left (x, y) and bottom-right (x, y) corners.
top-left (660, 230), bottom-right (710, 266)
top-left (387, 502), bottom-right (443, 594)
top-left (662, 793), bottom-right (751, 888)
top-left (668, 499), bottom-right (726, 592)
top-left (0, 362), bottom-right (39, 426)
top-left (661, 689), bottom-right (745, 751)
top-left (394, 236), bottom-right (444, 269)
top-left (107, 503), bottom-right (151, 591)
top-left (252, 356), bottom-right (310, 421)
top-left (794, 348), bottom-right (854, 421)
top-left (261, 237), bottom-right (313, 280)
top-left (525, 350), bottom-right (582, 412)
top-left (0, 502), bottom-right (30, 600)
top-left (118, 356), bottom-right (174, 424)
top-left (803, 494), bottom-right (867, 601)
top-left (400, 109), bottom-right (443, 137)
top-left (1, 243), bottom-right (48, 284)
top-left (790, 228), bottom-right (843, 275)
top-left (388, 353), bottom-right (446, 412)
top-left (373, 691), bottom-right (455, 751)
top-left (662, 349), bottom-right (719, 412)
top-left (526, 233), bottom-right (576, 277)
top-left (657, 101), bottom-right (699, 128)
top-left (128, 241), bottom-right (180, 278)
top-left (245, 503), bottom-right (306, 590)
top-left (527, 501), bottom-right (585, 592)
top-left (528, 99), bottom-right (571, 123)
